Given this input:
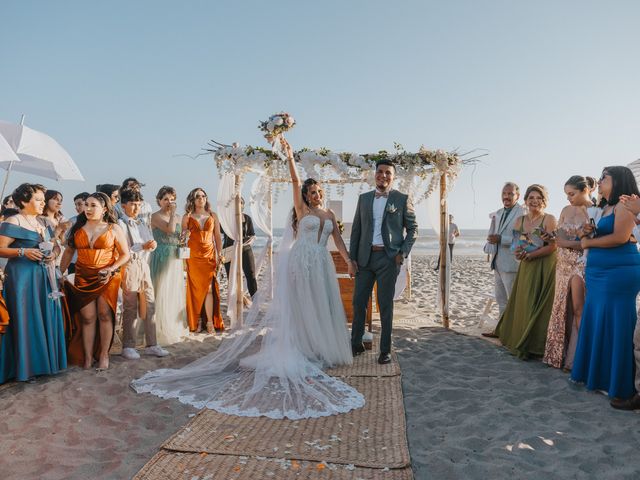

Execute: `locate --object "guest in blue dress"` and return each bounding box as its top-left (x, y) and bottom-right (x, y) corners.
top-left (572, 166), bottom-right (640, 400)
top-left (0, 183), bottom-right (67, 383)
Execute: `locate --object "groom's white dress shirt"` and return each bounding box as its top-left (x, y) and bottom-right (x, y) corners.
top-left (372, 191), bottom-right (388, 247)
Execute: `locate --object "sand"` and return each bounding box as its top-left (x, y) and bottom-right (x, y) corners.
top-left (1, 254), bottom-right (639, 479)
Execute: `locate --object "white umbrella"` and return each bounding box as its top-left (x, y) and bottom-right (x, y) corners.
top-left (0, 118), bottom-right (84, 199)
top-left (627, 158), bottom-right (640, 185)
top-left (0, 133), bottom-right (20, 165)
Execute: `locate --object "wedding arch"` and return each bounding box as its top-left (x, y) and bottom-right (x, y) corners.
top-left (208, 141), bottom-right (483, 328)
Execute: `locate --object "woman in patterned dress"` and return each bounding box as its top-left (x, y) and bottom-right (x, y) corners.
top-left (543, 176), bottom-right (592, 370)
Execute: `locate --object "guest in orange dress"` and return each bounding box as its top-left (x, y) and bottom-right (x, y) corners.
top-left (182, 188), bottom-right (224, 333)
top-left (59, 193), bottom-right (130, 370)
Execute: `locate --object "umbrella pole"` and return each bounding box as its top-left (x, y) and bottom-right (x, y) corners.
top-left (0, 115), bottom-right (24, 200)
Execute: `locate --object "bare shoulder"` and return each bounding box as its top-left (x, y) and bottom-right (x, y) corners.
top-left (543, 214), bottom-right (558, 229)
top-left (111, 223), bottom-right (126, 236)
top-left (4, 215), bottom-right (19, 226)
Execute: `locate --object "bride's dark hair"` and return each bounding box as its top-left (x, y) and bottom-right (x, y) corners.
top-left (292, 178), bottom-right (319, 234)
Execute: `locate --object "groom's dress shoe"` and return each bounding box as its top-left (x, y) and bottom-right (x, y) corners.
top-left (378, 352), bottom-right (391, 364)
top-left (610, 393), bottom-right (640, 411)
top-left (352, 344), bottom-right (366, 357)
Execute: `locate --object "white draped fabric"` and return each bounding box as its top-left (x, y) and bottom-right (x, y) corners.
top-left (393, 254), bottom-right (411, 300)
top-left (249, 174), bottom-right (273, 277)
top-left (426, 180), bottom-right (450, 311)
top-left (216, 173), bottom-right (241, 328)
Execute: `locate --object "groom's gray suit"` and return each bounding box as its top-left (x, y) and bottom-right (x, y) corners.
top-left (350, 189), bottom-right (418, 354)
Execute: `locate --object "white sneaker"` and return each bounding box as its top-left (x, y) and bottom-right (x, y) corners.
top-left (122, 348), bottom-right (140, 360)
top-left (144, 345), bottom-right (169, 357)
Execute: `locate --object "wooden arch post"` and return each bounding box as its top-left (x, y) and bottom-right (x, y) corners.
top-left (439, 172), bottom-right (450, 329)
top-left (234, 174), bottom-right (243, 326)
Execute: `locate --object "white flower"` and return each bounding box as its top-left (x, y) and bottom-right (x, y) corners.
top-left (266, 121), bottom-right (275, 132)
top-left (273, 116), bottom-right (284, 126)
top-left (286, 116), bottom-right (295, 126)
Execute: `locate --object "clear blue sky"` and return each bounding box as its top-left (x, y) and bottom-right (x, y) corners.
top-left (1, 0), bottom-right (639, 229)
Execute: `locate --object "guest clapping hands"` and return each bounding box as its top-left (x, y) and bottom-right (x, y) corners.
top-left (619, 194), bottom-right (640, 216)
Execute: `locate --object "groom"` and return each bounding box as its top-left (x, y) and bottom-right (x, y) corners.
top-left (350, 160), bottom-right (418, 364)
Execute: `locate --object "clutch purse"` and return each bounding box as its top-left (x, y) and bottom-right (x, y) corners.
top-left (510, 228), bottom-right (544, 253)
top-left (177, 247), bottom-right (190, 259)
top-left (483, 213), bottom-right (498, 255)
top-left (221, 246), bottom-right (234, 263)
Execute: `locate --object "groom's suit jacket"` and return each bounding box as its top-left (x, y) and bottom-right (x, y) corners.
top-left (350, 189), bottom-right (418, 267)
top-left (491, 203), bottom-right (524, 273)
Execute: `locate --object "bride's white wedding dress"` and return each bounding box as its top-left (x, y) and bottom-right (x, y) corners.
top-left (132, 214), bottom-right (364, 419)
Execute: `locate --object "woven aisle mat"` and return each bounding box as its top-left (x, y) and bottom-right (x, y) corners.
top-left (134, 451), bottom-right (413, 480)
top-left (327, 331), bottom-right (400, 377)
top-left (326, 343), bottom-right (400, 378)
top-left (162, 376), bottom-right (409, 469)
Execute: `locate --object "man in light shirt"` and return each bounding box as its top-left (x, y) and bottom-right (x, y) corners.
top-left (118, 189), bottom-right (168, 360)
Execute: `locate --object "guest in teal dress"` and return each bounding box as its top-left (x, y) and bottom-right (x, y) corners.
top-left (572, 167), bottom-right (640, 400)
top-left (149, 186), bottom-right (188, 345)
top-left (0, 183), bottom-right (67, 383)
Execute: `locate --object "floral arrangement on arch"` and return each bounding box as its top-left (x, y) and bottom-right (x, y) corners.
top-left (206, 114), bottom-right (485, 204)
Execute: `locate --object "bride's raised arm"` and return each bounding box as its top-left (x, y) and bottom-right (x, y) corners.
top-left (282, 138), bottom-right (306, 219)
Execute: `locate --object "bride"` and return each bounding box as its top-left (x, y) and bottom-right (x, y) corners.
top-left (131, 138), bottom-right (365, 419)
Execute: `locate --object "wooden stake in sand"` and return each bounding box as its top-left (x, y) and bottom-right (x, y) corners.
top-left (439, 172), bottom-right (450, 329)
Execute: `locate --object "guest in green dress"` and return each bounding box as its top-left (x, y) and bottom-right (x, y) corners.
top-left (495, 184), bottom-right (558, 359)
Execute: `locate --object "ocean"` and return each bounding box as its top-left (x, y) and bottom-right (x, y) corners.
top-left (253, 228), bottom-right (489, 256)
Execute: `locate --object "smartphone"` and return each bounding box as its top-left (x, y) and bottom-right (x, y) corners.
top-left (590, 218), bottom-right (597, 235)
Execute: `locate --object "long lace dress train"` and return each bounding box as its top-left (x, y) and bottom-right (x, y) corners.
top-left (132, 215), bottom-right (364, 419)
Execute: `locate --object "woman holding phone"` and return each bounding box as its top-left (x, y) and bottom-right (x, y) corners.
top-left (495, 184), bottom-right (558, 359)
top-left (150, 186), bottom-right (189, 345)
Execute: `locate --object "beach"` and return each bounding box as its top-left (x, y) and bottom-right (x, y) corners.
top-left (1, 254), bottom-right (639, 479)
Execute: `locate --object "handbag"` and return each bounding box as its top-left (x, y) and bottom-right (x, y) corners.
top-left (483, 213), bottom-right (498, 255)
top-left (221, 245), bottom-right (234, 264)
top-left (483, 242), bottom-right (497, 255)
top-left (177, 247), bottom-right (190, 259)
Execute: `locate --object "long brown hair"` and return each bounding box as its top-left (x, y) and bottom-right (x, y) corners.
top-left (67, 192), bottom-right (117, 248)
top-left (43, 189), bottom-right (64, 221)
top-left (292, 178), bottom-right (319, 234)
top-left (185, 188), bottom-right (212, 215)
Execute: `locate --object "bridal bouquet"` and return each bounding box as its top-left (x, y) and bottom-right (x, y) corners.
top-left (259, 112), bottom-right (296, 139)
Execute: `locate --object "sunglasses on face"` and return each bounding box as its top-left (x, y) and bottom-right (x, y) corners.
top-left (599, 173), bottom-right (610, 182)
top-left (195, 194), bottom-right (207, 199)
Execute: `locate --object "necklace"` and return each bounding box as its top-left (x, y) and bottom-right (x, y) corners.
top-left (21, 214), bottom-right (44, 235)
top-left (526, 213), bottom-right (544, 223)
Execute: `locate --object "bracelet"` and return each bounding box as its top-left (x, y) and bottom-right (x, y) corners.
top-left (17, 247), bottom-right (25, 257)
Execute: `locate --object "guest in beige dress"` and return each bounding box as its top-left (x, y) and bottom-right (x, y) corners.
top-left (543, 176), bottom-right (592, 370)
